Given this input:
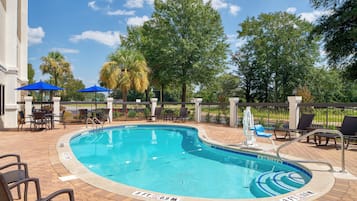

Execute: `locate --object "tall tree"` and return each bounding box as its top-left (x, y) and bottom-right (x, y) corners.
top-left (99, 48), bottom-right (150, 102)
top-left (40, 51), bottom-right (71, 87)
top-left (27, 63), bottom-right (35, 84)
top-left (310, 0), bottom-right (357, 80)
top-left (40, 51), bottom-right (72, 98)
top-left (143, 0), bottom-right (228, 104)
top-left (234, 12), bottom-right (319, 102)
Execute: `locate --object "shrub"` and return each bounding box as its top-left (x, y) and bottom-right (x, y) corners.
top-left (205, 112), bottom-right (211, 122)
top-left (128, 110), bottom-right (136, 118)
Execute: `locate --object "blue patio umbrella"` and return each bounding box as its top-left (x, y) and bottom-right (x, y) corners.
top-left (16, 81), bottom-right (63, 108)
top-left (16, 81), bottom-right (63, 91)
top-left (78, 85), bottom-right (110, 109)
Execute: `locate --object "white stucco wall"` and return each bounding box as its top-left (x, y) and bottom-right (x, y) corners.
top-left (0, 0), bottom-right (28, 129)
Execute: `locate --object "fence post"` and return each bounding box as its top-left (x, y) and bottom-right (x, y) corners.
top-left (24, 96), bottom-right (33, 125)
top-left (193, 98), bottom-right (203, 122)
top-left (53, 97), bottom-right (61, 123)
top-left (150, 98), bottom-right (158, 121)
top-left (229, 97), bottom-right (239, 127)
top-left (107, 97), bottom-right (113, 123)
top-left (288, 96), bottom-right (302, 129)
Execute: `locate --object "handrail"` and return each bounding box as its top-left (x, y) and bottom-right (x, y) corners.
top-left (85, 117), bottom-right (96, 128)
top-left (276, 129), bottom-right (345, 172)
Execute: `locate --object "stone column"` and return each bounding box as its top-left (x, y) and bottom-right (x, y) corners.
top-left (288, 96), bottom-right (302, 129)
top-left (150, 98), bottom-right (158, 121)
top-left (229, 97), bottom-right (239, 127)
top-left (53, 97), bottom-right (61, 123)
top-left (107, 97), bottom-right (113, 123)
top-left (24, 96), bottom-right (33, 125)
top-left (193, 98), bottom-right (203, 122)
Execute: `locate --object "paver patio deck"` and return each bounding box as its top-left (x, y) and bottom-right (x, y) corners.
top-left (1, 121), bottom-right (357, 201)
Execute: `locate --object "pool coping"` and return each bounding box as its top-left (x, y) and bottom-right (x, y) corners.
top-left (57, 122), bottom-right (336, 201)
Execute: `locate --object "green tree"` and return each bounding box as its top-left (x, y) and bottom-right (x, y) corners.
top-left (61, 74), bottom-right (85, 101)
top-left (99, 48), bottom-right (150, 102)
top-left (40, 51), bottom-right (71, 87)
top-left (310, 0), bottom-right (357, 80)
top-left (27, 63), bottom-right (35, 84)
top-left (142, 0), bottom-right (228, 105)
top-left (234, 12), bottom-right (319, 102)
top-left (304, 67), bottom-right (345, 102)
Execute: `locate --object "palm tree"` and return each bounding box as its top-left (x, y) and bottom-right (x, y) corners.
top-left (40, 51), bottom-right (71, 86)
top-left (40, 51), bottom-right (71, 98)
top-left (99, 48), bottom-right (150, 102)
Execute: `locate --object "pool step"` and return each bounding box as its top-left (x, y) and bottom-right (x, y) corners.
top-left (250, 171), bottom-right (306, 198)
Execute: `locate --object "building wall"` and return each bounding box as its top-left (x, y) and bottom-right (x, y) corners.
top-left (0, 0), bottom-right (28, 129)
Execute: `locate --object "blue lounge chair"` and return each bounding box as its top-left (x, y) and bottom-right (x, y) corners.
top-left (253, 124), bottom-right (276, 150)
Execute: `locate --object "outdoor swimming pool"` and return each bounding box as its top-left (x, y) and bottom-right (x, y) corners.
top-left (70, 125), bottom-right (311, 199)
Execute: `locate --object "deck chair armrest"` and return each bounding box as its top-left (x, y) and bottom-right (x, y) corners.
top-left (8, 177), bottom-right (41, 199)
top-left (0, 154), bottom-right (21, 162)
top-left (40, 188), bottom-right (75, 201)
top-left (0, 162), bottom-right (28, 172)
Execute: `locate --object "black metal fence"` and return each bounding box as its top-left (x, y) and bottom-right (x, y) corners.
top-left (18, 100), bottom-right (357, 128)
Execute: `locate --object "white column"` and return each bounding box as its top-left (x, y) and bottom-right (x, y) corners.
top-left (24, 96), bottom-right (33, 125)
top-left (193, 98), bottom-right (203, 122)
top-left (288, 96), bottom-right (302, 129)
top-left (107, 97), bottom-right (113, 123)
top-left (229, 98), bottom-right (239, 127)
top-left (150, 98), bottom-right (158, 121)
top-left (53, 97), bottom-right (61, 123)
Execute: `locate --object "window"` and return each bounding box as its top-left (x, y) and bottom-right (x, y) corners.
top-left (0, 84), bottom-right (4, 115)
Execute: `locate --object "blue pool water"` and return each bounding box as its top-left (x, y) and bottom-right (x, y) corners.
top-left (70, 125), bottom-right (311, 199)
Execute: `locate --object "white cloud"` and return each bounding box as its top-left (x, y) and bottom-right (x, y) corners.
top-left (70, 30), bottom-right (121, 47)
top-left (51, 48), bottom-right (79, 54)
top-left (286, 7), bottom-right (297, 14)
top-left (107, 9), bottom-right (135, 16)
top-left (88, 1), bottom-right (99, 10)
top-left (127, 16), bottom-right (150, 26)
top-left (28, 26), bottom-right (45, 46)
top-left (229, 5), bottom-right (240, 16)
top-left (299, 10), bottom-right (330, 23)
top-left (125, 0), bottom-right (144, 8)
top-left (203, 0), bottom-right (228, 10)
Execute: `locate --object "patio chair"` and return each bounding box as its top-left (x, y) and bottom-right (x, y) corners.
top-left (0, 154), bottom-right (28, 200)
top-left (253, 124), bottom-right (276, 150)
top-left (274, 113), bottom-right (315, 141)
top-left (30, 111), bottom-right (49, 131)
top-left (17, 111), bottom-right (26, 131)
top-left (78, 109), bottom-right (88, 122)
top-left (0, 172), bottom-right (75, 201)
top-left (314, 116), bottom-right (357, 149)
top-left (175, 107), bottom-right (189, 122)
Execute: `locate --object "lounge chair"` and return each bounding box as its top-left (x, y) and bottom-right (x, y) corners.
top-left (274, 113), bottom-right (315, 141)
top-left (0, 172), bottom-right (75, 201)
top-left (314, 116), bottom-right (357, 149)
top-left (253, 124), bottom-right (276, 150)
top-left (0, 154), bottom-right (28, 200)
top-left (176, 107), bottom-right (189, 122)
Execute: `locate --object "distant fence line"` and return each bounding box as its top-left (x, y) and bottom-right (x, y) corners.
top-left (17, 99), bottom-right (357, 128)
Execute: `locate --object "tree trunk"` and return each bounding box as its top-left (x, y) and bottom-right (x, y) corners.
top-left (181, 83), bottom-right (186, 107)
top-left (161, 83), bottom-right (164, 108)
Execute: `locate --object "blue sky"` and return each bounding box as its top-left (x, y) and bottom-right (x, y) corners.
top-left (28, 0), bottom-right (325, 87)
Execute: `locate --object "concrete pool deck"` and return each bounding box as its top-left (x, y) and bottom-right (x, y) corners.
top-left (1, 121), bottom-right (357, 200)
